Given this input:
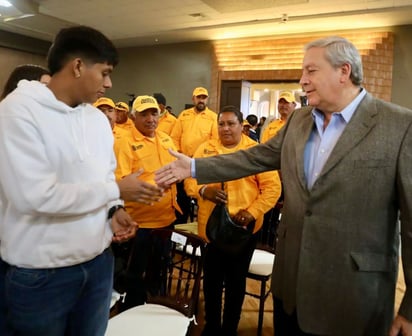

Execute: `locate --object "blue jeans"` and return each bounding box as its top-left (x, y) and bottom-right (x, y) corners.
top-left (5, 248), bottom-right (114, 336)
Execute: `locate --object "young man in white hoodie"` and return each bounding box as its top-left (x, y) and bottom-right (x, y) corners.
top-left (0, 26), bottom-right (163, 336)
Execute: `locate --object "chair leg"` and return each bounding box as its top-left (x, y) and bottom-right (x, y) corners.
top-left (257, 279), bottom-right (267, 336)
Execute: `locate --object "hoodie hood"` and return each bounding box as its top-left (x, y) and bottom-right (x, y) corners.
top-left (13, 80), bottom-right (96, 161)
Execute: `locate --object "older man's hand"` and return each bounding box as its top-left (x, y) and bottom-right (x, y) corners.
top-left (155, 149), bottom-right (192, 188)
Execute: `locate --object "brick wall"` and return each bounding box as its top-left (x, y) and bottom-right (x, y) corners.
top-left (209, 31), bottom-right (393, 111)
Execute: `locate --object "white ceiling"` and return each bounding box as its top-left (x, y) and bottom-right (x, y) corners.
top-left (0, 0), bottom-right (411, 47)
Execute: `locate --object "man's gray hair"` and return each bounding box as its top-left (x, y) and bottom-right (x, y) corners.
top-left (304, 36), bottom-right (363, 86)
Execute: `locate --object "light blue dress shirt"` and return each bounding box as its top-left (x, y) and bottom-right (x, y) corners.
top-left (304, 88), bottom-right (366, 189)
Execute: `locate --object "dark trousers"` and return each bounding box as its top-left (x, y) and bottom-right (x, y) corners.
top-left (174, 181), bottom-right (191, 224)
top-left (122, 226), bottom-right (173, 310)
top-left (202, 235), bottom-right (257, 336)
top-left (273, 297), bottom-right (317, 336)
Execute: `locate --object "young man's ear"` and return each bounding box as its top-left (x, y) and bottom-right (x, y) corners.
top-left (72, 58), bottom-right (83, 78)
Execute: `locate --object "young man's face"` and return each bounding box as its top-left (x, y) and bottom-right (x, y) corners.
top-left (79, 62), bottom-right (113, 104)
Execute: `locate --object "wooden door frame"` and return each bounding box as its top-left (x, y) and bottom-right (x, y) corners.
top-left (213, 69), bottom-right (302, 112)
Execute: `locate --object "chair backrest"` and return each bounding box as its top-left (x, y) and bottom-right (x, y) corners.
top-left (144, 228), bottom-right (205, 318)
top-left (256, 210), bottom-right (282, 253)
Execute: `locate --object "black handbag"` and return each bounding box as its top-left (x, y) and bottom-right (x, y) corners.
top-left (206, 183), bottom-right (253, 254)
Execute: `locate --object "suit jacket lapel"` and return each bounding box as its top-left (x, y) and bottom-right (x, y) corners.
top-left (318, 93), bottom-right (378, 180)
top-left (293, 107), bottom-right (315, 191)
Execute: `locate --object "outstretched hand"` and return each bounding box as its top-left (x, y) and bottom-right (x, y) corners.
top-left (155, 149), bottom-right (192, 188)
top-left (117, 168), bottom-right (164, 205)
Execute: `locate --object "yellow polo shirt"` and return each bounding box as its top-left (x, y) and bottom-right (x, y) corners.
top-left (170, 107), bottom-right (218, 157)
top-left (115, 118), bottom-right (135, 132)
top-left (184, 134), bottom-right (281, 240)
top-left (158, 112), bottom-right (177, 135)
top-left (115, 129), bottom-right (180, 228)
top-left (113, 125), bottom-right (132, 159)
top-left (261, 119), bottom-right (285, 143)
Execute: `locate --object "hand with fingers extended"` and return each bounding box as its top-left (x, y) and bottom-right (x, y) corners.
top-left (110, 208), bottom-right (138, 243)
top-left (201, 186), bottom-right (227, 204)
top-left (155, 149), bottom-right (192, 188)
top-left (232, 209), bottom-right (255, 227)
top-left (117, 168), bottom-right (164, 205)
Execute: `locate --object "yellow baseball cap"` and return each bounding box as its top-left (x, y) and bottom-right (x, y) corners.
top-left (132, 95), bottom-right (160, 113)
top-left (115, 102), bottom-right (129, 112)
top-left (278, 91), bottom-right (296, 103)
top-left (93, 97), bottom-right (115, 108)
top-left (192, 87), bottom-right (208, 97)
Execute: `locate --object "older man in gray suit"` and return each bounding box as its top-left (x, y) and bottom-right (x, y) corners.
top-left (156, 36), bottom-right (412, 335)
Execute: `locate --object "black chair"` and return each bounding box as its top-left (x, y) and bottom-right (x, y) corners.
top-left (245, 204), bottom-right (281, 336)
top-left (106, 229), bottom-right (206, 336)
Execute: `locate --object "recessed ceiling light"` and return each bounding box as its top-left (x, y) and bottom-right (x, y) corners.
top-left (0, 0), bottom-right (12, 8)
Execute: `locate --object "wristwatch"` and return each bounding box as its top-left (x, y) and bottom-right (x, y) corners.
top-left (108, 204), bottom-right (125, 219)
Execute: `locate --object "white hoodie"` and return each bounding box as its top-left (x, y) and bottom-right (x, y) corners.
top-left (0, 80), bottom-right (121, 268)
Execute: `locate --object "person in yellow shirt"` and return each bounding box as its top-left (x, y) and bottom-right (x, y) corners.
top-left (171, 87), bottom-right (218, 156)
top-left (154, 93), bottom-right (176, 135)
top-left (114, 95), bottom-right (180, 310)
top-left (94, 97), bottom-right (130, 157)
top-left (115, 101), bottom-right (136, 134)
top-left (93, 97), bottom-right (117, 129)
top-left (261, 90), bottom-right (296, 143)
top-left (185, 105), bottom-right (281, 336)
top-left (260, 91), bottom-right (295, 248)
top-left (171, 87), bottom-right (218, 223)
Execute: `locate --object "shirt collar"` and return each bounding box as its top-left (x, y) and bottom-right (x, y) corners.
top-left (311, 87), bottom-right (367, 123)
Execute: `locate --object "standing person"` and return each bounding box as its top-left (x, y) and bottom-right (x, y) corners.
top-left (0, 26), bottom-right (163, 336)
top-left (115, 101), bottom-right (135, 134)
top-left (185, 105), bottom-right (281, 336)
top-left (93, 97), bottom-right (131, 155)
top-left (0, 63), bottom-right (52, 336)
top-left (171, 87), bottom-right (218, 223)
top-left (246, 114), bottom-right (259, 142)
top-left (154, 92), bottom-right (176, 135)
top-left (114, 95), bottom-right (180, 310)
top-left (0, 64), bottom-right (51, 100)
top-left (93, 97), bottom-right (118, 129)
top-left (260, 90), bottom-right (297, 244)
top-left (255, 116), bottom-right (266, 139)
top-left (155, 36), bottom-right (412, 336)
top-left (261, 90), bottom-right (296, 143)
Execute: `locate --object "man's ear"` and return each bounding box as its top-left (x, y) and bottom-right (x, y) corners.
top-left (340, 63), bottom-right (352, 83)
top-left (72, 58), bottom-right (83, 78)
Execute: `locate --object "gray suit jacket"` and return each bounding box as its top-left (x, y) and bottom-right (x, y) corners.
top-left (196, 93), bottom-right (412, 335)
